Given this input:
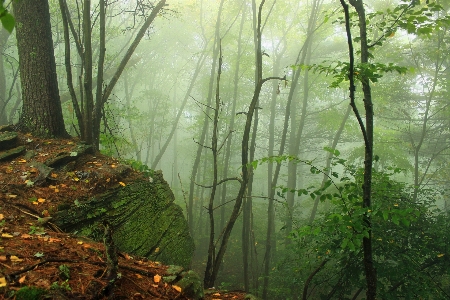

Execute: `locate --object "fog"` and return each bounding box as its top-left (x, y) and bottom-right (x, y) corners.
top-left (2, 0), bottom-right (450, 298)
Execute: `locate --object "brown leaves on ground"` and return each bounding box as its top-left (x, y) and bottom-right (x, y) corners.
top-left (0, 131), bottom-right (248, 299)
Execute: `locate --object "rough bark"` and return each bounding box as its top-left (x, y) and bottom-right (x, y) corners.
top-left (13, 0), bottom-right (68, 138)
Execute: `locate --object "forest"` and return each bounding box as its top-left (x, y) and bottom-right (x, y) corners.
top-left (1, 0), bottom-right (450, 299)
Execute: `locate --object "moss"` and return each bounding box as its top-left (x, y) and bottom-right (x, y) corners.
top-left (54, 172), bottom-right (194, 268)
top-left (15, 286), bottom-right (47, 300)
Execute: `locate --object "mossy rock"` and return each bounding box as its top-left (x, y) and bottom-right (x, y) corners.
top-left (54, 171), bottom-right (194, 268)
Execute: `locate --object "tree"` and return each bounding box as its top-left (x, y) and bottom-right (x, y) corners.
top-left (58, 0), bottom-right (166, 151)
top-left (13, 0), bottom-right (68, 137)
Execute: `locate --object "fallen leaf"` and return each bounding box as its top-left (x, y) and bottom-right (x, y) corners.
top-left (0, 214), bottom-right (3, 220)
top-left (0, 277), bottom-right (6, 287)
top-left (32, 202), bottom-right (39, 205)
top-left (34, 252), bottom-right (44, 258)
top-left (151, 284), bottom-right (158, 288)
top-left (19, 275), bottom-right (26, 284)
top-left (18, 159), bottom-right (27, 163)
top-left (119, 182), bottom-right (126, 187)
top-left (54, 188), bottom-right (59, 193)
top-left (154, 247), bottom-right (160, 253)
top-left (437, 253), bottom-right (445, 258)
top-left (11, 255), bottom-right (23, 262)
top-left (21, 234), bottom-right (33, 239)
top-left (111, 164), bottom-right (116, 168)
top-left (51, 173), bottom-right (58, 178)
top-left (213, 293), bottom-right (221, 296)
top-left (77, 241), bottom-right (83, 245)
top-left (173, 285), bottom-right (182, 293)
top-left (49, 185), bottom-right (57, 189)
top-left (0, 256), bottom-right (6, 261)
top-left (38, 198), bottom-right (45, 203)
top-left (154, 274), bottom-right (161, 283)
top-left (106, 178), bottom-right (111, 183)
top-left (135, 274), bottom-right (143, 279)
top-left (8, 194), bottom-right (17, 198)
top-left (1, 233), bottom-right (14, 238)
top-left (49, 238), bottom-right (61, 243)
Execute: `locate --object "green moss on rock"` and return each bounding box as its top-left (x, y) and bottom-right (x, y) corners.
top-left (54, 170), bottom-right (194, 268)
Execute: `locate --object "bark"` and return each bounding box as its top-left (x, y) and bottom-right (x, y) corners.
top-left (13, 0), bottom-right (68, 138)
top-left (0, 28), bottom-right (11, 125)
top-left (203, 0), bottom-right (285, 288)
top-left (188, 0), bottom-right (224, 237)
top-left (204, 42), bottom-right (222, 289)
top-left (284, 0), bottom-right (320, 245)
top-left (341, 1), bottom-right (376, 298)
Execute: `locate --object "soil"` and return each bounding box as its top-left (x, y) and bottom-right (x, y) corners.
top-left (0, 131), bottom-right (247, 299)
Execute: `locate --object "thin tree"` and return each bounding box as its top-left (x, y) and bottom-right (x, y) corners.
top-left (340, 0), bottom-right (376, 298)
top-left (58, 0), bottom-right (167, 151)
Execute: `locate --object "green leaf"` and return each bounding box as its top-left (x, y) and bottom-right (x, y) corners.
top-left (0, 12), bottom-right (14, 33)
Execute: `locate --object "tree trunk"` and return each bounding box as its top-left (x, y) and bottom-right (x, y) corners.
top-left (13, 0), bottom-right (68, 138)
top-left (188, 0), bottom-right (225, 237)
top-left (341, 1), bottom-right (376, 298)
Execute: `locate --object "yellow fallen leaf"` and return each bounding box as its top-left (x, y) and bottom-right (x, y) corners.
top-left (1, 233), bottom-right (14, 238)
top-left (10, 256), bottom-right (23, 262)
top-left (32, 202), bottom-right (39, 205)
top-left (54, 188), bottom-right (59, 193)
top-left (111, 164), bottom-right (116, 168)
top-left (49, 185), bottom-right (57, 189)
top-left (106, 178), bottom-right (111, 183)
top-left (19, 275), bottom-right (26, 284)
top-left (73, 177), bottom-right (80, 182)
top-left (119, 182), bottom-right (126, 187)
top-left (437, 253), bottom-right (445, 258)
top-left (18, 159), bottom-right (27, 163)
top-left (393, 204), bottom-right (399, 207)
top-left (0, 214), bottom-right (3, 220)
top-left (8, 194), bottom-right (17, 198)
top-left (51, 173), bottom-right (58, 178)
top-left (0, 277), bottom-right (6, 287)
top-left (38, 198), bottom-right (45, 203)
top-left (77, 241), bottom-right (83, 245)
top-left (213, 293), bottom-right (221, 296)
top-left (154, 247), bottom-right (160, 253)
top-left (173, 285), bottom-right (182, 293)
top-left (154, 274), bottom-right (161, 283)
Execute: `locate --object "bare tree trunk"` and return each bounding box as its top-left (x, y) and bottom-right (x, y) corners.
top-left (13, 0), bottom-right (68, 137)
top-left (284, 0), bottom-right (320, 245)
top-left (203, 0), bottom-right (285, 288)
top-left (341, 1), bottom-right (376, 298)
top-left (188, 0), bottom-right (225, 237)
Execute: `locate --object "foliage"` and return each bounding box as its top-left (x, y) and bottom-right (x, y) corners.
top-left (0, 3), bottom-right (14, 33)
top-left (261, 152), bottom-right (450, 299)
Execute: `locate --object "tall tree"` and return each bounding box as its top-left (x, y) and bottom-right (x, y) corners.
top-left (341, 0), bottom-right (376, 298)
top-left (13, 0), bottom-right (68, 137)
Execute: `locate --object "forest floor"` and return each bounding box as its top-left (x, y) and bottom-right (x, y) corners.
top-left (0, 129), bottom-right (247, 299)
